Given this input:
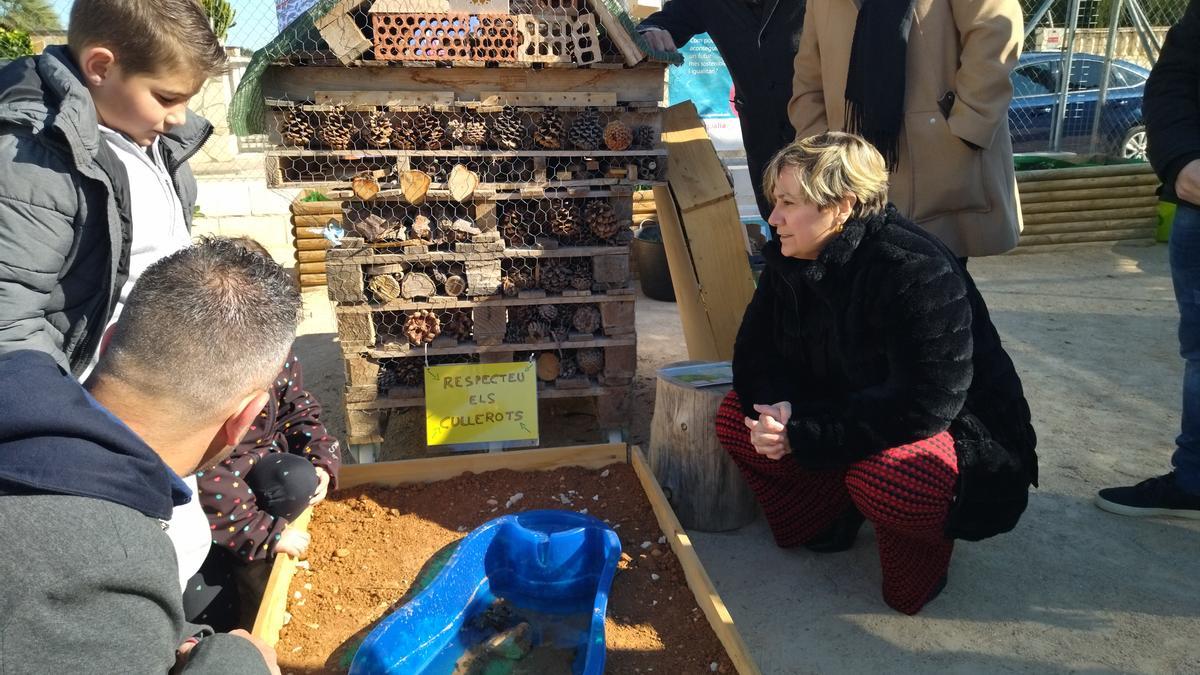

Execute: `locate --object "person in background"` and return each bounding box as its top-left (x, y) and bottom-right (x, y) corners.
top-left (1095, 0), bottom-right (1200, 518)
top-left (0, 239), bottom-right (296, 673)
top-left (721, 133), bottom-right (1037, 614)
top-left (0, 0), bottom-right (227, 593)
top-left (788, 0), bottom-right (1024, 261)
top-left (184, 237), bottom-right (342, 632)
top-left (637, 0), bottom-right (805, 225)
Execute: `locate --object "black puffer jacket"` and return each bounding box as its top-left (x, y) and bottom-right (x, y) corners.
top-left (1144, 0), bottom-right (1200, 206)
top-left (732, 205), bottom-right (1038, 540)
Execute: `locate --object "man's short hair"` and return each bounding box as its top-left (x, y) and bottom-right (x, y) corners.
top-left (68, 0), bottom-right (227, 83)
top-left (94, 237), bottom-right (301, 418)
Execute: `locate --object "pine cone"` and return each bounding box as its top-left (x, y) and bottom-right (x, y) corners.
top-left (603, 120), bottom-right (633, 152)
top-left (491, 106), bottom-right (525, 150)
top-left (633, 125), bottom-right (656, 150)
top-left (396, 359), bottom-right (423, 387)
top-left (572, 305), bottom-right (601, 333)
top-left (525, 319), bottom-right (550, 343)
top-left (450, 110), bottom-right (488, 147)
top-left (317, 106), bottom-right (353, 150)
top-left (637, 156), bottom-right (661, 181)
top-left (444, 310), bottom-right (473, 340)
top-left (416, 106), bottom-right (446, 150)
top-left (501, 276), bottom-right (519, 297)
top-left (500, 208), bottom-right (529, 247)
top-left (537, 305), bottom-right (559, 322)
top-left (403, 309), bottom-right (441, 345)
top-left (577, 348), bottom-right (604, 376)
top-left (363, 109), bottom-right (393, 148)
top-left (572, 259), bottom-right (593, 291)
top-left (585, 200), bottom-right (620, 240)
top-left (281, 110), bottom-right (313, 147)
top-left (559, 354), bottom-right (579, 379)
top-left (568, 107), bottom-right (603, 151)
top-left (550, 200), bottom-right (581, 241)
top-left (390, 116), bottom-right (421, 150)
top-left (538, 260), bottom-right (572, 294)
top-left (533, 110), bottom-right (566, 150)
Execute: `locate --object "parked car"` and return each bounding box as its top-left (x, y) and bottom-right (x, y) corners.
top-left (1008, 51), bottom-right (1150, 159)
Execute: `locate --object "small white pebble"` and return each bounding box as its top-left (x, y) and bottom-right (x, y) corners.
top-left (307, 623), bottom-right (320, 630)
top-left (292, 646), bottom-right (303, 653)
top-left (457, 525), bottom-right (466, 531)
top-left (296, 560), bottom-right (311, 570)
top-left (282, 611), bottom-right (293, 626)
top-left (579, 508), bottom-right (588, 514)
top-left (651, 573), bottom-right (660, 581)
top-left (641, 541), bottom-right (652, 549)
top-left (296, 600), bottom-right (306, 607)
top-left (658, 536), bottom-right (666, 544)
top-left (652, 600), bottom-right (657, 606)
top-left (710, 662), bottom-right (718, 672)
top-left (490, 508), bottom-right (497, 513)
top-left (601, 469), bottom-right (610, 478)
top-left (505, 492), bottom-right (524, 508)
top-left (592, 495), bottom-right (599, 501)
top-left (486, 499), bottom-right (498, 506)
top-left (293, 591), bottom-right (302, 599)
top-left (303, 583), bottom-right (313, 590)
top-left (613, 524), bottom-right (621, 529)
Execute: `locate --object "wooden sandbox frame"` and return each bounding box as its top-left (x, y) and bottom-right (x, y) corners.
top-left (251, 443), bottom-right (761, 674)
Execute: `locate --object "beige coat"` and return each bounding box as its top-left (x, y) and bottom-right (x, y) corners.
top-left (789, 0), bottom-right (1024, 257)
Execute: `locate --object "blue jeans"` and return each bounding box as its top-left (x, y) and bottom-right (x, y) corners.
top-left (1170, 203), bottom-right (1200, 494)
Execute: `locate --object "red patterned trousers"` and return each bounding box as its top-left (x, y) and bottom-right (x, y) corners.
top-left (717, 390), bottom-right (958, 614)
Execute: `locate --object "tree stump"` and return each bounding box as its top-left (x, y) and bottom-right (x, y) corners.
top-left (648, 362), bottom-right (758, 532)
top-left (401, 272), bottom-right (437, 299)
top-left (367, 274), bottom-right (402, 303)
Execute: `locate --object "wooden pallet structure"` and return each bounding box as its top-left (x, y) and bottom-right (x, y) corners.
top-left (259, 0), bottom-right (670, 460)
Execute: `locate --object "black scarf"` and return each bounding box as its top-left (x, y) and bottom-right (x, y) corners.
top-left (843, 0), bottom-right (917, 170)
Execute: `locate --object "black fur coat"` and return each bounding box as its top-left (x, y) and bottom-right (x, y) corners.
top-left (732, 205), bottom-right (1038, 540)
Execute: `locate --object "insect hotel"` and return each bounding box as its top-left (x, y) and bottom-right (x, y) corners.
top-left (235, 0), bottom-right (674, 462)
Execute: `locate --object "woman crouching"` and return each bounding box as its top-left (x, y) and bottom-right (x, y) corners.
top-left (720, 132), bottom-right (1038, 614)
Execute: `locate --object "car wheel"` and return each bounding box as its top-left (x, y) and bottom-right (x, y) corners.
top-left (1120, 125), bottom-right (1147, 161)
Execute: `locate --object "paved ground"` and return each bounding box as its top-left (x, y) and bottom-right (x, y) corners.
top-left (295, 243), bottom-right (1200, 674)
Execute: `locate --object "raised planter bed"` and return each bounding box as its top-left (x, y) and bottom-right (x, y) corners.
top-left (251, 443), bottom-right (759, 674)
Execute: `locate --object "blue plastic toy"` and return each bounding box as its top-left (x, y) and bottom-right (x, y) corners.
top-left (348, 510), bottom-right (622, 675)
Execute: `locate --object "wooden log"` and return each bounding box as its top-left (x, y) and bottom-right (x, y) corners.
top-left (291, 214), bottom-right (344, 228)
top-left (536, 352), bottom-right (560, 382)
top-left (297, 238), bottom-right (332, 251)
top-left (400, 272), bottom-right (438, 299)
top-left (367, 273), bottom-right (403, 303)
top-left (295, 249), bottom-right (327, 263)
top-left (473, 306), bottom-right (507, 346)
top-left (290, 200), bottom-right (344, 216)
top-left (1022, 217), bottom-right (1157, 234)
top-left (1021, 196), bottom-right (1159, 214)
top-left (298, 262), bottom-right (326, 275)
top-left (1018, 185), bottom-right (1157, 204)
top-left (443, 274), bottom-right (467, 296)
top-left (1016, 173), bottom-right (1159, 193)
top-left (1015, 163), bottom-right (1156, 182)
top-left (1023, 208), bottom-right (1158, 226)
top-left (292, 226), bottom-right (329, 239)
top-left (648, 366), bottom-right (758, 532)
top-left (1018, 227), bottom-right (1157, 246)
top-left (299, 273), bottom-right (327, 288)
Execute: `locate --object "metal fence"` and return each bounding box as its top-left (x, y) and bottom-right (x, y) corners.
top-left (1016, 0), bottom-right (1187, 158)
top-left (10, 0), bottom-right (1194, 172)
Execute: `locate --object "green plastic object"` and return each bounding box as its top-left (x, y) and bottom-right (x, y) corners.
top-left (1157, 201), bottom-right (1177, 243)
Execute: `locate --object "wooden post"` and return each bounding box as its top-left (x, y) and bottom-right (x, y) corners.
top-left (647, 363), bottom-right (758, 532)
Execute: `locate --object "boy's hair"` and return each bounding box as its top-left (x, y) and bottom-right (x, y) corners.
top-left (68, 0), bottom-right (227, 83)
top-left (763, 132), bottom-right (890, 220)
top-left (93, 237), bottom-right (301, 419)
top-left (227, 236), bottom-right (272, 259)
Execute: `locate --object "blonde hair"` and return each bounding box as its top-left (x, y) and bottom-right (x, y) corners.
top-left (68, 0), bottom-right (227, 84)
top-left (762, 132), bottom-right (889, 220)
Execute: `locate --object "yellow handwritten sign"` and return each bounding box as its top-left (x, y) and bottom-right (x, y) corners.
top-left (425, 361), bottom-right (538, 446)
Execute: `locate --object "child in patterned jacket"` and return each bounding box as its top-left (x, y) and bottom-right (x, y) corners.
top-left (182, 237), bottom-right (342, 630)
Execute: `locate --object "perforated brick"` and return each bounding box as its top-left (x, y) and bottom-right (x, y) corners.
top-left (372, 13), bottom-right (472, 61)
top-left (473, 14), bottom-right (520, 62)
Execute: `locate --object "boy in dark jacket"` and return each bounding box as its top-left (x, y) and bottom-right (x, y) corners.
top-left (0, 239), bottom-right (298, 673)
top-left (0, 0), bottom-right (225, 376)
top-left (1095, 0), bottom-right (1200, 517)
top-left (184, 237), bottom-right (342, 631)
